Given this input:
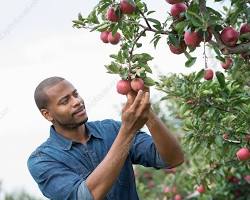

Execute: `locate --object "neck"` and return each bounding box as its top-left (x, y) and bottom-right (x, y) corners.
top-left (54, 123), bottom-right (89, 144)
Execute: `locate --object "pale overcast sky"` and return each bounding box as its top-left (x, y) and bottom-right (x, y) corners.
top-left (0, 0), bottom-right (227, 198)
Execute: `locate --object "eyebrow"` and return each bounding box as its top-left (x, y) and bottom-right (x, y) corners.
top-left (57, 89), bottom-right (77, 104)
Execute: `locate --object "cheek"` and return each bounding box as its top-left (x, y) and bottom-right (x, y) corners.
top-left (52, 107), bottom-right (72, 120)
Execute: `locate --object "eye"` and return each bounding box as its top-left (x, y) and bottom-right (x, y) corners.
top-left (60, 98), bottom-right (69, 105)
top-left (73, 92), bottom-right (79, 97)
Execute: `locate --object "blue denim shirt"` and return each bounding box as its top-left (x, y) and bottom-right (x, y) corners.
top-left (27, 119), bottom-right (168, 200)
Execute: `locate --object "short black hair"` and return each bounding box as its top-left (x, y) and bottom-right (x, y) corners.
top-left (34, 76), bottom-right (65, 110)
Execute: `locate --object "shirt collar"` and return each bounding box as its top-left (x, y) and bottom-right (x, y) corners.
top-left (49, 122), bottom-right (103, 150)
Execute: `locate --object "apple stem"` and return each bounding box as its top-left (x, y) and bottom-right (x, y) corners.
top-left (203, 32), bottom-right (208, 69)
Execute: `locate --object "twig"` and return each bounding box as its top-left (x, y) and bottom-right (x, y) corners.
top-left (138, 9), bottom-right (152, 30)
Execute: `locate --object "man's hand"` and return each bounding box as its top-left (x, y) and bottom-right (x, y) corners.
top-left (121, 89), bottom-right (151, 135)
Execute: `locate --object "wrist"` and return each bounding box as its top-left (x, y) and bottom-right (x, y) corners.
top-left (146, 108), bottom-right (157, 128)
top-left (119, 124), bottom-right (137, 137)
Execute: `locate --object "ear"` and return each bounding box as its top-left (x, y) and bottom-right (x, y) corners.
top-left (40, 109), bottom-right (53, 122)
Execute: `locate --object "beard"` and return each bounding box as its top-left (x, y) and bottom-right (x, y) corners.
top-left (53, 117), bottom-right (88, 130)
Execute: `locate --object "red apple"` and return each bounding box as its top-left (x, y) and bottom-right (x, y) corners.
top-left (147, 180), bottom-right (155, 189)
top-left (240, 23), bottom-right (250, 35)
top-left (169, 41), bottom-right (187, 54)
top-left (174, 194), bottom-right (182, 200)
top-left (223, 133), bottom-right (229, 140)
top-left (163, 186), bottom-right (171, 193)
top-left (196, 185), bottom-right (205, 193)
top-left (220, 27), bottom-right (239, 47)
top-left (131, 78), bottom-right (144, 92)
top-left (204, 69), bottom-right (214, 80)
top-left (108, 32), bottom-right (121, 45)
top-left (186, 99), bottom-right (194, 105)
top-left (106, 7), bottom-right (120, 22)
top-left (165, 0), bottom-right (183, 4)
top-left (170, 3), bottom-right (187, 19)
top-left (236, 147), bottom-right (250, 161)
top-left (172, 186), bottom-right (177, 194)
top-left (100, 31), bottom-right (110, 43)
top-left (120, 0), bottom-right (136, 14)
top-left (221, 57), bottom-right (233, 69)
top-left (184, 31), bottom-right (202, 48)
top-left (143, 172), bottom-right (153, 180)
top-left (227, 176), bottom-right (240, 184)
top-left (234, 189), bottom-right (241, 198)
top-left (244, 175), bottom-right (250, 182)
top-left (116, 80), bottom-right (131, 95)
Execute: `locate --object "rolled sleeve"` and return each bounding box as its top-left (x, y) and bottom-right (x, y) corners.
top-left (111, 120), bottom-right (169, 169)
top-left (131, 131), bottom-right (169, 169)
top-left (77, 181), bottom-right (94, 200)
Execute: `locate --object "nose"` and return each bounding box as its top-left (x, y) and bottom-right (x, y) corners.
top-left (72, 96), bottom-right (81, 107)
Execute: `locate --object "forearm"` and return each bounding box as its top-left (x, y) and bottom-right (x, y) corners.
top-left (85, 127), bottom-right (135, 200)
top-left (146, 108), bottom-right (184, 168)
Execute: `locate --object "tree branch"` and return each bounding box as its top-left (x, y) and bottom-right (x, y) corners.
top-left (129, 28), bottom-right (147, 60)
top-left (138, 9), bottom-right (152, 30)
top-left (199, 0), bottom-right (206, 14)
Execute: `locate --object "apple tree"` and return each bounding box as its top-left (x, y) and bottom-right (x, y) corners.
top-left (73, 0), bottom-right (250, 199)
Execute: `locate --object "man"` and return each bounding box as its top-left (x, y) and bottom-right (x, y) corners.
top-left (27, 76), bottom-right (184, 200)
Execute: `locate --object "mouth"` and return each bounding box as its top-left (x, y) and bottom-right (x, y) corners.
top-left (73, 106), bottom-right (86, 116)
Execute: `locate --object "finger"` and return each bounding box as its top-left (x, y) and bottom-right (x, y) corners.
top-left (126, 91), bottom-right (135, 107)
top-left (138, 92), bottom-right (150, 112)
top-left (143, 86), bottom-right (150, 93)
top-left (130, 90), bottom-right (144, 109)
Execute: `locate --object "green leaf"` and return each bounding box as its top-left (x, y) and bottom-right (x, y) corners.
top-left (239, 33), bottom-right (250, 41)
top-left (136, 43), bottom-right (142, 48)
top-left (168, 34), bottom-right (178, 46)
top-left (206, 7), bottom-right (222, 18)
top-left (97, 2), bottom-right (110, 14)
top-left (109, 54), bottom-right (118, 59)
top-left (194, 69), bottom-right (205, 82)
top-left (111, 24), bottom-right (119, 35)
top-left (141, 64), bottom-right (152, 73)
top-left (143, 2), bottom-right (148, 13)
top-left (185, 57), bottom-right (197, 67)
top-left (140, 53), bottom-right (154, 62)
top-left (147, 10), bottom-right (156, 15)
top-left (78, 13), bottom-right (84, 21)
top-left (247, 7), bottom-right (250, 23)
top-left (144, 77), bottom-right (156, 86)
top-left (216, 71), bottom-right (226, 89)
top-left (147, 18), bottom-right (161, 27)
top-left (175, 21), bottom-right (188, 35)
top-left (91, 23), bottom-right (109, 32)
top-left (185, 10), bottom-right (204, 28)
top-left (88, 10), bottom-right (99, 24)
top-left (153, 36), bottom-right (161, 48)
top-left (105, 62), bottom-right (121, 74)
top-left (72, 20), bottom-right (86, 26)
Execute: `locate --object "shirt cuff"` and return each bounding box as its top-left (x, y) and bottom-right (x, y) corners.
top-left (77, 180), bottom-right (94, 200)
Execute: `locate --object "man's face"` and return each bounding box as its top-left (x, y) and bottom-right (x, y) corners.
top-left (44, 80), bottom-right (88, 129)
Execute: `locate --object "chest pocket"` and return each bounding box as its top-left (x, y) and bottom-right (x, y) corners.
top-left (46, 147), bottom-right (91, 178)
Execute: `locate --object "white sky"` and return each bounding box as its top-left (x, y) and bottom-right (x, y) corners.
top-left (0, 0), bottom-right (227, 199)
